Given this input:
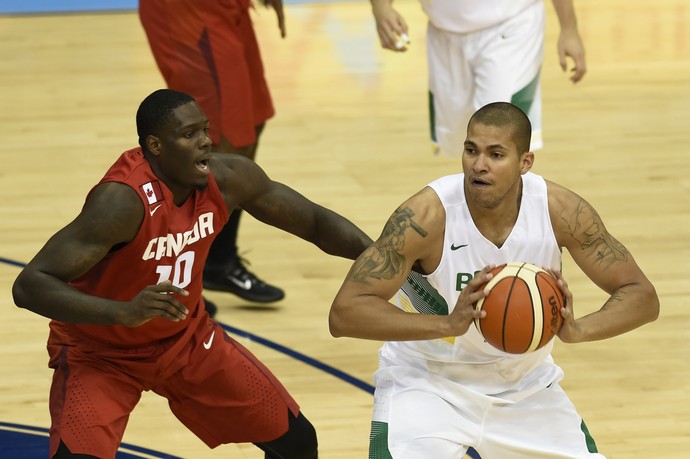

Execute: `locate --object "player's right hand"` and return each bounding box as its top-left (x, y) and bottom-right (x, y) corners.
top-left (118, 281), bottom-right (190, 327)
top-left (447, 266), bottom-right (493, 336)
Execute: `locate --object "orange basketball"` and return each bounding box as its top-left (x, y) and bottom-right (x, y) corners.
top-left (474, 262), bottom-right (564, 354)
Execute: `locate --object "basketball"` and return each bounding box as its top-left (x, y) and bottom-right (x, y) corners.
top-left (474, 262), bottom-right (564, 354)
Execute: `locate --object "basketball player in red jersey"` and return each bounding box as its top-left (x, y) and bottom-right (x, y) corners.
top-left (12, 89), bottom-right (371, 459)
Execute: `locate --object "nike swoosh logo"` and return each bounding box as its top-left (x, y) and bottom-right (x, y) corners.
top-left (203, 330), bottom-right (216, 350)
top-left (229, 277), bottom-right (252, 291)
top-left (149, 204), bottom-right (162, 216)
top-left (450, 243), bottom-right (468, 251)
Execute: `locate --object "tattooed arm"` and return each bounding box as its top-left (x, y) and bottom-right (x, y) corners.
top-left (329, 187), bottom-right (490, 340)
top-left (548, 181), bottom-right (659, 343)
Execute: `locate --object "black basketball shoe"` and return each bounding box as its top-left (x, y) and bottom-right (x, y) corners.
top-left (203, 257), bottom-right (285, 303)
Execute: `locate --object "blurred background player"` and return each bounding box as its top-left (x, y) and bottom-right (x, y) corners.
top-left (370, 0), bottom-right (587, 156)
top-left (139, 0), bottom-right (288, 314)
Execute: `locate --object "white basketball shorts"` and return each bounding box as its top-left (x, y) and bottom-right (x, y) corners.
top-left (369, 352), bottom-right (605, 458)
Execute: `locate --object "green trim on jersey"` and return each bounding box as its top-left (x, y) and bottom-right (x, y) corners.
top-left (581, 419), bottom-right (599, 453)
top-left (369, 421), bottom-right (393, 459)
top-left (402, 271), bottom-right (449, 315)
top-left (510, 71), bottom-right (540, 118)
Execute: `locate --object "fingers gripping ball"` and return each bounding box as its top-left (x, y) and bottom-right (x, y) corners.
top-left (475, 262), bottom-right (564, 354)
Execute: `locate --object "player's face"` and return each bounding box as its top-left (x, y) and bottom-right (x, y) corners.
top-left (153, 101), bottom-right (213, 201)
top-left (462, 122), bottom-right (533, 209)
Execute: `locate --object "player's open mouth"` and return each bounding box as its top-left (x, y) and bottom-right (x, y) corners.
top-left (195, 159), bottom-right (209, 173)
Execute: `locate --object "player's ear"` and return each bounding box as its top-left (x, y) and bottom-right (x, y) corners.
top-left (519, 151), bottom-right (534, 174)
top-left (146, 135), bottom-right (162, 157)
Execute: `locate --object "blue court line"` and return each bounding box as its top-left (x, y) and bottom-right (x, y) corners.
top-left (222, 323), bottom-right (375, 394)
top-left (0, 0), bottom-right (343, 15)
top-left (0, 256), bottom-right (27, 268)
top-left (0, 0), bottom-right (138, 14)
top-left (0, 422), bottom-right (182, 459)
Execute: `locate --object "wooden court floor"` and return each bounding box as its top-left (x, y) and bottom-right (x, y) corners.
top-left (1, 0), bottom-right (689, 457)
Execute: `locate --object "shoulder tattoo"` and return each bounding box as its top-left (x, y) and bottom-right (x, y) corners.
top-left (349, 207), bottom-right (428, 284)
top-left (562, 199), bottom-right (628, 266)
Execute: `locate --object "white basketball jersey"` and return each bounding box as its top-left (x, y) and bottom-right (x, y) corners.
top-left (385, 172), bottom-right (563, 399)
top-left (420, 0), bottom-right (540, 34)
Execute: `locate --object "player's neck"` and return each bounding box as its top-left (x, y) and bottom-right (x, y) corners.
top-left (467, 185), bottom-right (522, 249)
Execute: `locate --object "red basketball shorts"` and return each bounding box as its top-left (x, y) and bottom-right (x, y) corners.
top-left (47, 315), bottom-right (299, 458)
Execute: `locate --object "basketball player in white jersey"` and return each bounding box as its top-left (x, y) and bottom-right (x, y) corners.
top-left (329, 102), bottom-right (658, 458)
top-left (371, 0), bottom-right (586, 156)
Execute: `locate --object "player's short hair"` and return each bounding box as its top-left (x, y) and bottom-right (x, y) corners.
top-left (136, 89), bottom-right (196, 151)
top-left (469, 102), bottom-right (532, 154)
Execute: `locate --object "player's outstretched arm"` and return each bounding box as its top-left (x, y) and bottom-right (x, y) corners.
top-left (12, 182), bottom-right (190, 326)
top-left (212, 153), bottom-right (372, 260)
top-left (249, 180), bottom-right (373, 260)
top-left (548, 181), bottom-right (659, 343)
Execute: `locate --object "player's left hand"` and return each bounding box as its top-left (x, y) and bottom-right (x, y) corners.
top-left (546, 269), bottom-right (581, 343)
top-left (557, 30), bottom-right (586, 83)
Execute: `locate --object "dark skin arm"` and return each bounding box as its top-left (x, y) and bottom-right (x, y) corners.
top-left (210, 153), bottom-right (373, 260)
top-left (12, 182), bottom-right (190, 326)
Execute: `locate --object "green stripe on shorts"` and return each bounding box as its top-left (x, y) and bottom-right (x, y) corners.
top-left (581, 419), bottom-right (599, 453)
top-left (369, 421), bottom-right (393, 459)
top-left (428, 90), bottom-right (437, 143)
top-left (511, 72), bottom-right (540, 118)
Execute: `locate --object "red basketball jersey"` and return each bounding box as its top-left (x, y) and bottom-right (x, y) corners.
top-left (52, 147), bottom-right (230, 346)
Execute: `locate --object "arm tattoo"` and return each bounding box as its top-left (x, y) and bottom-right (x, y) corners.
top-left (562, 199), bottom-right (628, 266)
top-left (349, 207), bottom-right (427, 284)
